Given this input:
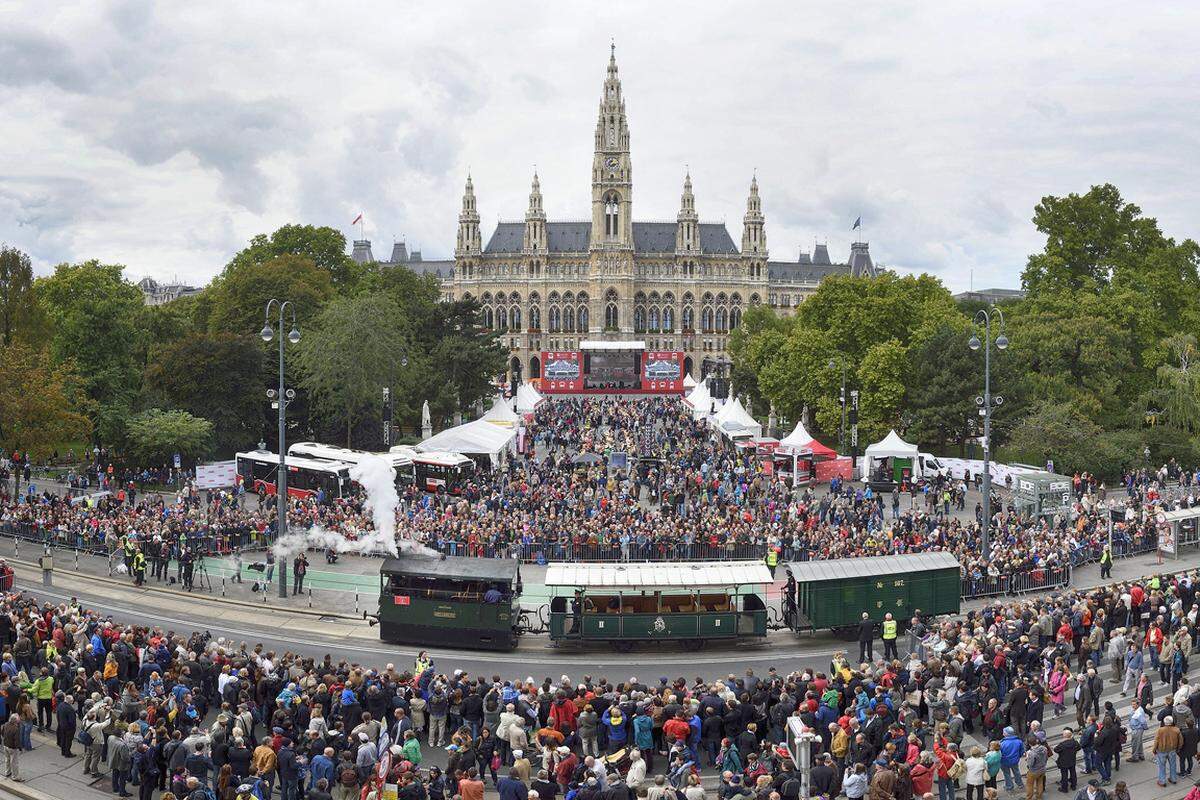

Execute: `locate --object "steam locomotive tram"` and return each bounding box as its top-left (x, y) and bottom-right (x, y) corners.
top-left (374, 552), bottom-right (961, 652)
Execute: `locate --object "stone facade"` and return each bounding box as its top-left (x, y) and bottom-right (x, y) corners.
top-left (370, 47), bottom-right (878, 382)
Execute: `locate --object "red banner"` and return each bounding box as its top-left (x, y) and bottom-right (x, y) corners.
top-left (815, 456), bottom-right (854, 483)
top-left (540, 351), bottom-right (583, 392)
top-left (642, 350), bottom-right (685, 392)
top-left (393, 595), bottom-right (411, 605)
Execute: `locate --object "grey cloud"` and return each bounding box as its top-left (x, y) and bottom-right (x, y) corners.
top-left (0, 30), bottom-right (92, 91)
top-left (90, 93), bottom-right (307, 212)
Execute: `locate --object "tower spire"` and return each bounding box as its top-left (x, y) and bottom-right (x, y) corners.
top-left (524, 169), bottom-right (546, 252)
top-left (591, 45), bottom-right (632, 249)
top-left (455, 173), bottom-right (481, 257)
top-left (676, 169), bottom-right (699, 253)
top-left (741, 174), bottom-right (766, 258)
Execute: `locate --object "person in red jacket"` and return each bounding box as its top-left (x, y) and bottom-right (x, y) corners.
top-left (909, 757), bottom-right (935, 796)
top-left (553, 747), bottom-right (577, 792)
top-left (663, 711), bottom-right (691, 748)
top-left (549, 694), bottom-right (578, 733)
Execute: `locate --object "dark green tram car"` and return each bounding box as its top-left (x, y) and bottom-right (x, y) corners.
top-left (546, 561), bottom-right (771, 651)
top-left (785, 552), bottom-right (961, 634)
top-left (378, 554), bottom-right (521, 651)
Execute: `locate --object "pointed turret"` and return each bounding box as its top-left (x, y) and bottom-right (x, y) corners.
top-left (455, 173), bottom-right (481, 257)
top-left (523, 171), bottom-right (547, 252)
top-left (676, 170), bottom-right (700, 253)
top-left (591, 43), bottom-right (632, 248)
top-left (741, 174), bottom-right (766, 258)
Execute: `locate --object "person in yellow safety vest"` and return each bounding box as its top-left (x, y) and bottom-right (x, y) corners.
top-left (1149, 575), bottom-right (1161, 591)
top-left (122, 537), bottom-right (135, 573)
top-left (881, 612), bottom-right (899, 660)
top-left (765, 548), bottom-right (779, 578)
top-left (132, 549), bottom-right (147, 586)
top-left (1099, 546), bottom-right (1113, 579)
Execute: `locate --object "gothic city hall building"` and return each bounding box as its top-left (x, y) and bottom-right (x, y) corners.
top-left (355, 48), bottom-right (877, 383)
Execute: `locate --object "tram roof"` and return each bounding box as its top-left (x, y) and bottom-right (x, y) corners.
top-left (381, 553), bottom-right (519, 583)
top-left (544, 561), bottom-right (772, 589)
top-left (785, 551), bottom-right (960, 583)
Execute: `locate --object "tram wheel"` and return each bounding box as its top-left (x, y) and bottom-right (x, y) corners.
top-left (611, 640), bottom-right (635, 653)
top-left (682, 639), bottom-right (706, 652)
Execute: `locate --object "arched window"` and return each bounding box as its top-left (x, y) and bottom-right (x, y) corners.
top-left (484, 306), bottom-right (494, 329)
top-left (529, 305), bottom-right (541, 331)
top-left (682, 306), bottom-right (694, 331)
top-left (729, 307), bottom-right (741, 330)
top-left (634, 306), bottom-right (646, 333)
top-left (510, 306), bottom-right (520, 330)
top-left (549, 306), bottom-right (561, 332)
top-left (564, 306), bottom-right (575, 333)
top-left (578, 305), bottom-right (589, 332)
top-left (604, 192), bottom-right (620, 238)
top-left (663, 306), bottom-right (674, 332)
top-left (715, 308), bottom-right (727, 332)
top-left (605, 303), bottom-right (618, 329)
top-left (496, 305), bottom-right (507, 331)
top-left (701, 306), bottom-right (714, 332)
top-left (648, 307), bottom-right (659, 331)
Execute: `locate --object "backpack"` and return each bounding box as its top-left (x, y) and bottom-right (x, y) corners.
top-left (76, 728), bottom-right (94, 747)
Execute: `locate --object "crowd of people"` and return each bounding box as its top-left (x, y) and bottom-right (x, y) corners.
top-left (2, 398), bottom-right (1199, 600)
top-left (4, 563), bottom-right (1200, 799)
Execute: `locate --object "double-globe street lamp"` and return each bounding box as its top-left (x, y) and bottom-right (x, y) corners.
top-left (261, 300), bottom-right (300, 599)
top-left (969, 305), bottom-right (1008, 557)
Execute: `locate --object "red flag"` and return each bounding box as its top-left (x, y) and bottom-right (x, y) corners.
top-left (351, 213), bottom-right (363, 225)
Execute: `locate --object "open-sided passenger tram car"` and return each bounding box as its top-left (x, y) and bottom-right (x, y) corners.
top-left (546, 561), bottom-right (772, 651)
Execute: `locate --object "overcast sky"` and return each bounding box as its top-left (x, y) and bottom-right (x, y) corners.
top-left (2, 1), bottom-right (1197, 291)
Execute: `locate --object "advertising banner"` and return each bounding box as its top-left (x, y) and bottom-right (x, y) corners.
top-left (196, 460), bottom-right (238, 489)
top-left (540, 351), bottom-right (583, 392)
top-left (642, 350), bottom-right (685, 392)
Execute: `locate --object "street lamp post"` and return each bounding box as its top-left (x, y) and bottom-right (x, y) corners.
top-left (828, 357), bottom-right (848, 455)
top-left (969, 305), bottom-right (1008, 558)
top-left (262, 300), bottom-right (301, 599)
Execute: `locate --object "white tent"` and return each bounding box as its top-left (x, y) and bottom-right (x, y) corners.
top-left (684, 380), bottom-right (715, 420)
top-left (861, 429), bottom-right (919, 479)
top-left (514, 383), bottom-right (544, 414)
top-left (711, 396), bottom-right (763, 439)
top-left (481, 395), bottom-right (519, 427)
top-left (417, 418), bottom-right (516, 466)
top-left (682, 373), bottom-right (698, 390)
top-left (779, 420), bottom-right (838, 459)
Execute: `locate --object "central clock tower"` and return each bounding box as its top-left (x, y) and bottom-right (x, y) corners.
top-left (591, 43), bottom-right (632, 250)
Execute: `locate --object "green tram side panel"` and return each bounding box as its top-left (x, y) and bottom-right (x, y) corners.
top-left (379, 595), bottom-right (512, 630)
top-left (803, 567), bottom-right (961, 629)
top-left (555, 611), bottom-right (756, 642)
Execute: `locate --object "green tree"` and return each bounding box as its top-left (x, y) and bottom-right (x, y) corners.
top-left (144, 332), bottom-right (265, 456)
top-left (36, 261), bottom-right (145, 442)
top-left (226, 224), bottom-right (355, 285)
top-left (728, 306), bottom-right (792, 410)
top-left (1157, 333), bottom-right (1200, 433)
top-left (124, 409), bottom-right (214, 465)
top-left (297, 292), bottom-right (410, 446)
top-left (1006, 401), bottom-right (1130, 476)
top-left (0, 244), bottom-right (33, 347)
top-left (208, 254), bottom-right (336, 337)
top-left (856, 339), bottom-right (908, 442)
top-left (0, 343), bottom-right (92, 456)
top-left (407, 297), bottom-right (507, 426)
top-left (904, 324), bottom-right (979, 452)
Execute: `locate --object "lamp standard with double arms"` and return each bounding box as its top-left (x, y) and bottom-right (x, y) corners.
top-left (968, 305), bottom-right (1008, 557)
top-left (261, 300), bottom-right (301, 598)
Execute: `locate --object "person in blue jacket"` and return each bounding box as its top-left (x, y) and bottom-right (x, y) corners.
top-left (999, 726), bottom-right (1025, 791)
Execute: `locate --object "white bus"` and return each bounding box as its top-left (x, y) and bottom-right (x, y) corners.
top-left (235, 450), bottom-right (352, 500)
top-left (390, 447), bottom-right (476, 494)
top-left (287, 442), bottom-right (415, 486)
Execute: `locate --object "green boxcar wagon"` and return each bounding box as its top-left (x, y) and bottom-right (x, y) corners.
top-left (785, 552), bottom-right (961, 635)
top-left (546, 561), bottom-right (771, 652)
top-left (378, 554), bottom-right (521, 651)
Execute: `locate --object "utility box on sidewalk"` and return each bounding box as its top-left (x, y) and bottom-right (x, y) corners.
top-left (1011, 470), bottom-right (1073, 518)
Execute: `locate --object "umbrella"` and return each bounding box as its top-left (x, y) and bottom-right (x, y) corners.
top-left (571, 452), bottom-right (605, 466)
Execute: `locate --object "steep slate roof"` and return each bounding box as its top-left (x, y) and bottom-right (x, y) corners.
top-left (767, 261), bottom-right (850, 282)
top-left (483, 221), bottom-right (738, 255)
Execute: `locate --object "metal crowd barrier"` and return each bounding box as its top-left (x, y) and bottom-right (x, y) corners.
top-left (961, 564), bottom-right (1072, 599)
top-left (430, 539), bottom-right (769, 563)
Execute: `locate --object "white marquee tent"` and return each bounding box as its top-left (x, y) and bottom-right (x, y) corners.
top-left (481, 395), bottom-right (519, 427)
top-left (861, 429), bottom-right (919, 479)
top-left (682, 373), bottom-right (698, 390)
top-left (416, 418), bottom-right (516, 466)
top-left (684, 380), bottom-right (716, 420)
top-left (711, 396), bottom-right (763, 439)
top-left (515, 383), bottom-right (544, 414)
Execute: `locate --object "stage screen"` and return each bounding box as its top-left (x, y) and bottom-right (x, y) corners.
top-left (540, 351), bottom-right (583, 392)
top-left (585, 351), bottom-right (639, 389)
top-left (642, 350), bottom-right (685, 392)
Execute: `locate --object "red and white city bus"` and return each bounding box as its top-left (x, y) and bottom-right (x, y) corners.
top-left (407, 451), bottom-right (476, 494)
top-left (235, 450), bottom-right (352, 500)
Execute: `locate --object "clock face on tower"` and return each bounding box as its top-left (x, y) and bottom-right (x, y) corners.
top-left (605, 156), bottom-right (619, 171)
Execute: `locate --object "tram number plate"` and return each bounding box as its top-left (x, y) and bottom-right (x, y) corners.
top-left (393, 595), bottom-right (411, 605)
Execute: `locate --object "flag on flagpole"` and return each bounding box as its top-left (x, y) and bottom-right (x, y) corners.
top-left (351, 213), bottom-right (363, 226)
top-left (852, 216), bottom-right (861, 230)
